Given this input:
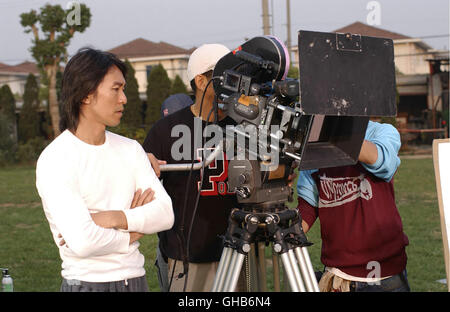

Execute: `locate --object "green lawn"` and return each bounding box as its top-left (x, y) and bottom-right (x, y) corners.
top-left (0, 158), bottom-right (447, 291)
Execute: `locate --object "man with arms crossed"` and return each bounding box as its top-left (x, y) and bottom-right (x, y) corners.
top-left (36, 48), bottom-right (174, 292)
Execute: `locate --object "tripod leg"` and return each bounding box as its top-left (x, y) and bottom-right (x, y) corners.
top-left (288, 250), bottom-right (307, 292)
top-left (280, 252), bottom-right (304, 292)
top-left (294, 247), bottom-right (315, 292)
top-left (212, 247), bottom-right (233, 291)
top-left (300, 247), bottom-right (320, 292)
top-left (223, 250), bottom-right (246, 292)
top-left (272, 248), bottom-right (281, 292)
top-left (282, 263), bottom-right (290, 291)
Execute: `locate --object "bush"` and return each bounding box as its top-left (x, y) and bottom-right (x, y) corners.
top-left (15, 137), bottom-right (49, 164)
top-left (287, 66), bottom-right (299, 79)
top-left (122, 59), bottom-right (143, 128)
top-left (107, 124), bottom-right (147, 145)
top-left (380, 116), bottom-right (397, 127)
top-left (170, 75), bottom-right (188, 95)
top-left (0, 114), bottom-right (17, 166)
top-left (18, 74), bottom-right (40, 143)
top-left (146, 64), bottom-right (171, 128)
top-left (0, 146), bottom-right (17, 167)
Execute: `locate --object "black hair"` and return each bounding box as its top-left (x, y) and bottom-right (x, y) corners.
top-left (59, 47), bottom-right (127, 132)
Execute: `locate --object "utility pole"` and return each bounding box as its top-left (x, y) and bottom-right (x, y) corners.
top-left (262, 0), bottom-right (271, 35)
top-left (286, 0), bottom-right (292, 57)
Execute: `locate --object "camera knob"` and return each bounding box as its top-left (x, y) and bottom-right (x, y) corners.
top-left (236, 187), bottom-right (250, 199)
top-left (242, 243), bottom-right (251, 253)
top-left (274, 244), bottom-right (282, 253)
top-left (238, 173), bottom-right (249, 184)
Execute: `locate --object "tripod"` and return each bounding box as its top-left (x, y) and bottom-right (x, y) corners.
top-left (211, 206), bottom-right (320, 292)
top-left (160, 143), bottom-right (320, 292)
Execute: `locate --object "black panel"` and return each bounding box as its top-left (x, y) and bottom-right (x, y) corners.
top-left (298, 30), bottom-right (397, 117)
top-left (299, 116), bottom-right (369, 170)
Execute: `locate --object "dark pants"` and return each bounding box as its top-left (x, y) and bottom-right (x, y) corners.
top-left (350, 270), bottom-right (411, 292)
top-left (155, 245), bottom-right (169, 292)
top-left (60, 275), bottom-right (149, 292)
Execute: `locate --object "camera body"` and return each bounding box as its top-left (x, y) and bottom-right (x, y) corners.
top-left (212, 31), bottom-right (397, 207)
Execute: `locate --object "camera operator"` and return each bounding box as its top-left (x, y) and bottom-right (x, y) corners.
top-left (142, 44), bottom-right (245, 292)
top-left (297, 121), bottom-right (410, 292)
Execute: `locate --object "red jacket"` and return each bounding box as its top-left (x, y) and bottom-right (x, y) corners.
top-left (298, 163), bottom-right (409, 278)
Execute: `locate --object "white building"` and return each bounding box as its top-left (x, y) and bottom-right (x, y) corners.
top-left (0, 61), bottom-right (39, 110)
top-left (107, 38), bottom-right (193, 98)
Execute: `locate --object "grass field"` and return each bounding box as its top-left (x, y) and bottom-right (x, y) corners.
top-left (0, 157), bottom-right (448, 292)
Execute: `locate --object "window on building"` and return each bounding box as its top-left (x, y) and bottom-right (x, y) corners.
top-left (146, 65), bottom-right (153, 79)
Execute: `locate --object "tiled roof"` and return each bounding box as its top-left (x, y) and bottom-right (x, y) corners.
top-left (333, 21), bottom-right (411, 40)
top-left (108, 38), bottom-right (192, 59)
top-left (0, 61), bottom-right (39, 74)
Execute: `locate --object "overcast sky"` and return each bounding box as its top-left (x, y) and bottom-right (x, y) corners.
top-left (0, 0), bottom-right (449, 65)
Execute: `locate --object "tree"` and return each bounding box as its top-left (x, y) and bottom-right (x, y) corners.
top-left (0, 85), bottom-right (16, 124)
top-left (18, 73), bottom-right (41, 142)
top-left (0, 85), bottom-right (18, 163)
top-left (121, 60), bottom-right (143, 128)
top-left (380, 85), bottom-right (399, 127)
top-left (20, 3), bottom-right (91, 138)
top-left (146, 64), bottom-right (171, 127)
top-left (287, 66), bottom-right (299, 79)
top-left (170, 75), bottom-right (188, 95)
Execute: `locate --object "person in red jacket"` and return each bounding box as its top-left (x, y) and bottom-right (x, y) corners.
top-left (297, 121), bottom-right (410, 292)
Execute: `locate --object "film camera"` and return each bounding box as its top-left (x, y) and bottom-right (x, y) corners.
top-left (208, 31), bottom-right (397, 292)
top-left (161, 30), bottom-right (398, 292)
top-left (212, 31), bottom-right (397, 209)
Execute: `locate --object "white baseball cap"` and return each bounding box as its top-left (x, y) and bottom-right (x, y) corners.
top-left (187, 43), bottom-right (230, 82)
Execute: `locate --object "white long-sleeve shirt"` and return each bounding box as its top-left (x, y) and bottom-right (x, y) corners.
top-left (36, 130), bottom-right (174, 282)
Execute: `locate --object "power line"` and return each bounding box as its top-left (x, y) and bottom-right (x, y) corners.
top-left (1, 32), bottom-right (448, 64)
top-left (415, 34), bottom-right (449, 40)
